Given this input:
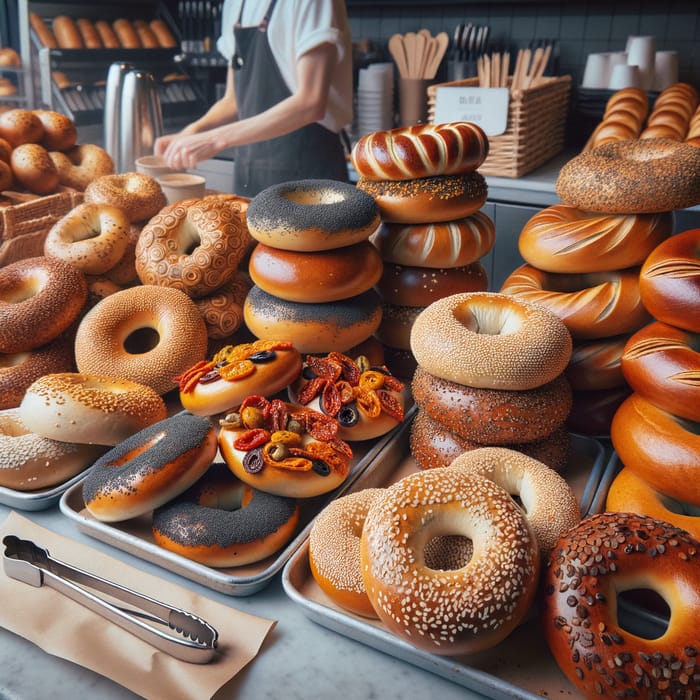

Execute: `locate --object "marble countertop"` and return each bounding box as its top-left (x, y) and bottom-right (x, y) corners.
top-left (0, 501), bottom-right (486, 700)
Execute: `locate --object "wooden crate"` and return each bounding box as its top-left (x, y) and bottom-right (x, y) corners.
top-left (0, 189), bottom-right (83, 267)
top-left (427, 75), bottom-right (572, 178)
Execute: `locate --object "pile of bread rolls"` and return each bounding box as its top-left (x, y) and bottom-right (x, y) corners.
top-left (585, 83), bottom-right (700, 151)
top-left (606, 227), bottom-right (700, 533)
top-left (29, 12), bottom-right (178, 51)
top-left (0, 108), bottom-right (113, 196)
top-left (352, 122), bottom-right (493, 378)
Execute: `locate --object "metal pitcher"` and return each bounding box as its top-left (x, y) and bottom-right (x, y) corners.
top-left (103, 61), bottom-right (135, 172)
top-left (118, 69), bottom-right (164, 173)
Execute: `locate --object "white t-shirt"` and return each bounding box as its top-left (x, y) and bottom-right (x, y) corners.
top-left (216, 0), bottom-right (353, 133)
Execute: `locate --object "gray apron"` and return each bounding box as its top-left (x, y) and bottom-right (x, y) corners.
top-left (231, 0), bottom-right (348, 197)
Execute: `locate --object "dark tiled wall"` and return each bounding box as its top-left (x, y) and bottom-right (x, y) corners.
top-left (347, 1), bottom-right (700, 89)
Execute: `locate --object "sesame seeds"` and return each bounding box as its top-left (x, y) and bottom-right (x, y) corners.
top-left (360, 468), bottom-right (539, 656)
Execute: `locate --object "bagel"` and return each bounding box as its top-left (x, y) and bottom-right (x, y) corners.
top-left (500, 264), bottom-right (650, 340)
top-left (84, 172), bottom-right (166, 223)
top-left (49, 144), bottom-right (115, 191)
top-left (10, 143), bottom-right (59, 195)
top-left (410, 292), bottom-right (572, 390)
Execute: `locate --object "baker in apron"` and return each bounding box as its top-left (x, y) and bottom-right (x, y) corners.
top-left (232, 0), bottom-right (349, 196)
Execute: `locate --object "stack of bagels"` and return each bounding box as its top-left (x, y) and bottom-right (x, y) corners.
top-left (606, 227), bottom-right (700, 539)
top-left (500, 132), bottom-right (700, 434)
top-left (352, 122), bottom-right (493, 377)
top-left (584, 83), bottom-right (700, 151)
top-left (243, 179), bottom-right (385, 355)
top-left (0, 108), bottom-right (113, 195)
top-left (408, 291), bottom-right (574, 472)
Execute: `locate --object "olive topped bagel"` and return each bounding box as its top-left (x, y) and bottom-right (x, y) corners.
top-left (176, 339), bottom-right (302, 416)
top-left (290, 351), bottom-right (405, 441)
top-left (218, 395), bottom-right (353, 498)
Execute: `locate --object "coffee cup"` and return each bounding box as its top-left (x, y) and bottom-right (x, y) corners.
top-left (135, 155), bottom-right (177, 178)
top-left (156, 173), bottom-right (206, 204)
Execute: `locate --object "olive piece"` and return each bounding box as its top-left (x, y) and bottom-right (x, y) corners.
top-left (337, 403), bottom-right (359, 427)
top-left (198, 369), bottom-right (220, 384)
top-left (243, 447), bottom-right (265, 474)
top-left (302, 365), bottom-right (317, 380)
top-left (311, 459), bottom-right (331, 476)
top-left (241, 406), bottom-right (265, 428)
top-left (268, 442), bottom-right (289, 461)
top-left (249, 350), bottom-right (276, 363)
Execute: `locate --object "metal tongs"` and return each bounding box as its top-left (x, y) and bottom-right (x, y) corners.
top-left (2, 535), bottom-right (218, 664)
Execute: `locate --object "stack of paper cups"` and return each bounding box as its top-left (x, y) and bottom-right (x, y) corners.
top-left (626, 36), bottom-right (656, 90)
top-left (654, 51), bottom-right (679, 91)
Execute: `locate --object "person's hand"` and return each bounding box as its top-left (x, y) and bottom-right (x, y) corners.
top-left (153, 133), bottom-right (177, 157)
top-left (159, 131), bottom-right (222, 170)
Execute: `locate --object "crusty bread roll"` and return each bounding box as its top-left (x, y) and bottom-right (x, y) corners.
top-left (112, 19), bottom-right (141, 49)
top-left (52, 15), bottom-right (84, 49)
top-left (29, 12), bottom-right (58, 48)
top-left (76, 18), bottom-right (102, 48)
top-left (94, 20), bottom-right (121, 48)
top-left (150, 19), bottom-right (178, 48)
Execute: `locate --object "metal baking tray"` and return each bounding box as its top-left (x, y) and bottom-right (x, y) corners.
top-left (58, 416), bottom-right (411, 597)
top-left (281, 429), bottom-right (613, 699)
top-left (0, 471), bottom-right (87, 512)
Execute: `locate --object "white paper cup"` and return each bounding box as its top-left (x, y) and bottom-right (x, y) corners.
top-left (135, 155), bottom-right (177, 178)
top-left (608, 63), bottom-right (642, 90)
top-left (654, 50), bottom-right (679, 91)
top-left (582, 53), bottom-right (611, 89)
top-left (626, 35), bottom-right (656, 90)
top-left (156, 173), bottom-right (206, 204)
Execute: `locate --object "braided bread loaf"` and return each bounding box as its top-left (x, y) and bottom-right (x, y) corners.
top-left (350, 122), bottom-right (488, 181)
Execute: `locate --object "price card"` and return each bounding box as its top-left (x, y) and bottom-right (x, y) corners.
top-left (433, 87), bottom-right (509, 135)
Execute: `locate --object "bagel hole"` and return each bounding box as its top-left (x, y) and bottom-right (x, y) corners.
top-left (123, 327), bottom-right (160, 355)
top-left (424, 535), bottom-right (473, 570)
top-left (284, 189), bottom-right (344, 206)
top-left (454, 304), bottom-right (522, 336)
top-left (0, 352), bottom-right (28, 368)
top-left (617, 589), bottom-right (670, 640)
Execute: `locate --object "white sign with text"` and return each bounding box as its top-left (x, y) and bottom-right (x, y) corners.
top-left (433, 87), bottom-right (509, 135)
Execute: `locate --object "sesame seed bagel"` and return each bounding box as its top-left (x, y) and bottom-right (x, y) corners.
top-left (246, 179), bottom-right (381, 252)
top-left (0, 331), bottom-right (75, 410)
top-left (82, 412), bottom-right (218, 522)
top-left (0, 407), bottom-right (105, 491)
top-left (410, 292), bottom-right (572, 390)
top-left (244, 285), bottom-right (382, 355)
top-left (74, 285), bottom-right (208, 395)
top-left (49, 144), bottom-right (114, 192)
top-left (0, 256), bottom-right (87, 354)
top-left (360, 468), bottom-right (539, 655)
top-left (152, 461), bottom-right (300, 567)
top-left (518, 205), bottom-right (673, 274)
top-left (309, 488), bottom-right (385, 618)
top-left (411, 365), bottom-right (572, 445)
top-left (542, 512), bottom-right (700, 700)
top-left (556, 138), bottom-right (700, 213)
top-left (18, 372), bottom-right (167, 446)
top-left (500, 264), bottom-right (650, 340)
top-left (44, 202), bottom-right (131, 275)
top-left (84, 171), bottom-right (165, 223)
top-left (409, 409), bottom-right (571, 473)
top-left (448, 446), bottom-right (580, 558)
top-left (356, 171), bottom-right (487, 224)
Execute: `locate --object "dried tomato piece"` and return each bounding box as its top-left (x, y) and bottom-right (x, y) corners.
top-left (305, 354), bottom-right (342, 381)
top-left (174, 360), bottom-right (215, 393)
top-left (297, 377), bottom-right (327, 405)
top-left (377, 389), bottom-right (404, 421)
top-left (265, 398), bottom-right (288, 432)
top-left (335, 380), bottom-right (355, 404)
top-left (382, 374), bottom-right (405, 392)
top-left (233, 428), bottom-right (271, 451)
top-left (304, 411), bottom-right (339, 441)
top-left (300, 441), bottom-right (351, 477)
top-left (329, 352), bottom-right (361, 384)
top-left (240, 394), bottom-right (269, 412)
top-left (264, 442), bottom-right (312, 471)
top-left (320, 381), bottom-right (342, 417)
top-left (328, 436), bottom-right (353, 460)
top-left (218, 359), bottom-right (256, 382)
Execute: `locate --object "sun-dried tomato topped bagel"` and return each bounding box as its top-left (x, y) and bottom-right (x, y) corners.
top-left (218, 395), bottom-right (353, 498)
top-left (289, 351), bottom-right (405, 441)
top-left (177, 339), bottom-right (302, 416)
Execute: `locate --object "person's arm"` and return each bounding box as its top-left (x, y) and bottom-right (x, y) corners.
top-left (156, 41), bottom-right (338, 170)
top-left (154, 65), bottom-right (238, 157)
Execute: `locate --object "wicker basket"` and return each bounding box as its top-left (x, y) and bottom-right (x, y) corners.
top-left (0, 190), bottom-right (83, 267)
top-left (427, 75), bottom-right (572, 178)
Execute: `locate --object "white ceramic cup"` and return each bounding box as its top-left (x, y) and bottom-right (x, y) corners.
top-left (654, 50), bottom-right (679, 91)
top-left (156, 173), bottom-right (206, 204)
top-left (582, 53), bottom-right (611, 89)
top-left (608, 63), bottom-right (642, 90)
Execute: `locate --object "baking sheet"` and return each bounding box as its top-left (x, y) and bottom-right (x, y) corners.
top-left (58, 416), bottom-right (411, 597)
top-left (0, 470), bottom-right (87, 512)
top-left (281, 429), bottom-right (613, 699)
